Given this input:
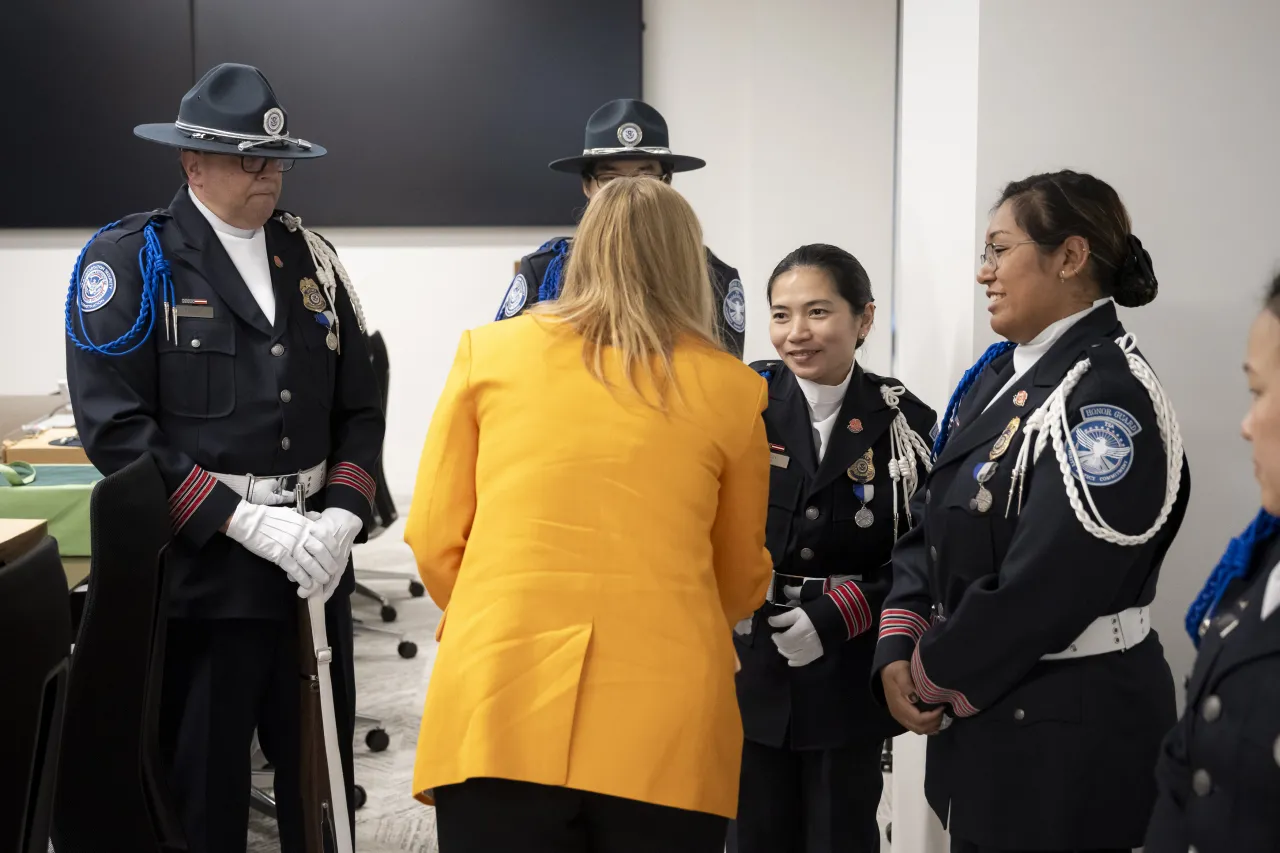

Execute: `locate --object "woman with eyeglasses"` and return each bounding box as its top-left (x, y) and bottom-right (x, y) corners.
top-left (728, 244), bottom-right (936, 853)
top-left (871, 170), bottom-right (1192, 853)
top-left (1145, 273), bottom-right (1280, 853)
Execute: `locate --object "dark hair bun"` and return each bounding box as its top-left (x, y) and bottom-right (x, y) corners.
top-left (1114, 234), bottom-right (1158, 307)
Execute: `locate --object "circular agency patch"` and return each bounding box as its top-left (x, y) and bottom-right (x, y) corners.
top-left (501, 273), bottom-right (528, 318)
top-left (79, 261), bottom-right (117, 313)
top-left (723, 278), bottom-right (747, 334)
top-left (1069, 404), bottom-right (1141, 486)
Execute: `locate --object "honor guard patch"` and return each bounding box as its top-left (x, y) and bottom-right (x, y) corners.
top-left (1069, 404), bottom-right (1140, 486)
top-left (502, 273), bottom-right (528, 318)
top-left (723, 278), bottom-right (747, 334)
top-left (79, 261), bottom-right (117, 313)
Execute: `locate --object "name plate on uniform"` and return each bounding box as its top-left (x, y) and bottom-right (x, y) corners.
top-left (770, 452), bottom-right (790, 469)
top-left (172, 305), bottom-right (215, 319)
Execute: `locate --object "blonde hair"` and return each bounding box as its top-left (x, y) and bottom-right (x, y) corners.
top-left (533, 176), bottom-right (718, 407)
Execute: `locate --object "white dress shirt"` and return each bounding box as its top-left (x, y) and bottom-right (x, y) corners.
top-left (189, 190), bottom-right (276, 326)
top-left (796, 361), bottom-right (856, 462)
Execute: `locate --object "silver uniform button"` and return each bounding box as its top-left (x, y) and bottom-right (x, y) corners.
top-left (281, 437), bottom-right (291, 451)
top-left (271, 343), bottom-right (285, 357)
top-left (800, 547), bottom-right (814, 561)
top-left (1189, 846), bottom-right (1199, 853)
top-left (1201, 695), bottom-right (1221, 723)
top-left (280, 390), bottom-right (292, 403)
top-left (805, 506), bottom-right (819, 520)
top-left (190, 338), bottom-right (202, 349)
top-left (1013, 708), bottom-right (1025, 721)
top-left (1192, 768), bottom-right (1212, 797)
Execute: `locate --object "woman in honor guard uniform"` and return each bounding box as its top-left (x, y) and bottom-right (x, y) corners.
top-left (1146, 273), bottom-right (1280, 853)
top-left (493, 98), bottom-right (747, 358)
top-left (63, 64), bottom-right (385, 853)
top-left (729, 244), bottom-right (937, 853)
top-left (872, 170), bottom-right (1192, 853)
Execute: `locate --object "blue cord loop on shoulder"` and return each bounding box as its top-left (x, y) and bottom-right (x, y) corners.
top-left (930, 341), bottom-right (1016, 460)
top-left (65, 218), bottom-right (175, 357)
top-left (537, 238), bottom-right (571, 302)
top-left (1185, 509), bottom-right (1280, 647)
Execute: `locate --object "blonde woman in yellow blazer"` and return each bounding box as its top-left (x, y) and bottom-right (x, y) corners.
top-left (406, 176), bottom-right (772, 852)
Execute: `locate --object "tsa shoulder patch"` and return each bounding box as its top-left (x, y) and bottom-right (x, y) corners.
top-left (1069, 404), bottom-right (1142, 486)
top-left (723, 278), bottom-right (747, 334)
top-left (500, 273), bottom-right (528, 318)
top-left (79, 261), bottom-right (117, 313)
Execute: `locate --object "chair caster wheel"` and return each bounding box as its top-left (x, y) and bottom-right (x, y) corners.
top-left (365, 728), bottom-right (390, 752)
top-left (354, 784), bottom-right (367, 810)
top-left (409, 580), bottom-right (425, 597)
top-left (381, 604), bottom-right (397, 623)
top-left (398, 640), bottom-right (418, 659)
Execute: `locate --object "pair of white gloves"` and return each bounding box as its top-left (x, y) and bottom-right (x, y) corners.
top-left (733, 584), bottom-right (826, 668)
top-left (225, 501), bottom-right (363, 601)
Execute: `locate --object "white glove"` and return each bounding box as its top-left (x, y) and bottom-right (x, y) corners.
top-left (225, 501), bottom-right (331, 591)
top-left (295, 507), bottom-right (363, 600)
top-left (768, 606), bottom-right (825, 667)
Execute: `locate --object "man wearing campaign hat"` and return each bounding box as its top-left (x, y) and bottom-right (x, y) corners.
top-left (494, 98), bottom-right (747, 357)
top-left (64, 62), bottom-right (384, 852)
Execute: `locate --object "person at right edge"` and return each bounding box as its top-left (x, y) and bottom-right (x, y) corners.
top-left (728, 244), bottom-right (936, 853)
top-left (1145, 272), bottom-right (1280, 853)
top-left (871, 170), bottom-right (1192, 853)
top-left (492, 98), bottom-right (747, 359)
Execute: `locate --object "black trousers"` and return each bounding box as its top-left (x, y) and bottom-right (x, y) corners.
top-left (727, 735), bottom-right (884, 853)
top-left (159, 595), bottom-right (356, 853)
top-left (434, 777), bottom-right (728, 853)
top-left (950, 841), bottom-right (1130, 853)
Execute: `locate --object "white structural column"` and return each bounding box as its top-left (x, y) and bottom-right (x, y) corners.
top-left (890, 1), bottom-right (982, 851)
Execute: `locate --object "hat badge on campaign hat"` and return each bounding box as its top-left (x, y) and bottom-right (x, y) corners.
top-left (548, 98), bottom-right (705, 174)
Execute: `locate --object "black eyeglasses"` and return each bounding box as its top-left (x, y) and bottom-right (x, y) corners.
top-left (241, 156), bottom-right (294, 174)
top-left (591, 171), bottom-right (669, 186)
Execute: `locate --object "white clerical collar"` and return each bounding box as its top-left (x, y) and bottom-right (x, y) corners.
top-left (189, 188), bottom-right (259, 240)
top-left (796, 360), bottom-right (855, 413)
top-left (1012, 297), bottom-right (1112, 375)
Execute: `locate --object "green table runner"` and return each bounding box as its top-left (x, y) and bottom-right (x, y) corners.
top-left (0, 464), bottom-right (103, 556)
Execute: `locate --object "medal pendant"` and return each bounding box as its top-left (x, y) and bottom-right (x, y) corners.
top-left (855, 506), bottom-right (874, 528)
top-left (971, 485), bottom-right (993, 514)
top-left (325, 331), bottom-right (338, 351)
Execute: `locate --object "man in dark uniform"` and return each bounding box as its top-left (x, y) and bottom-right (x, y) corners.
top-left (64, 63), bottom-right (385, 853)
top-left (494, 98), bottom-right (747, 358)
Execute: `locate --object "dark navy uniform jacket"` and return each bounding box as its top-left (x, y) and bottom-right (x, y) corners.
top-left (496, 237), bottom-right (747, 359)
top-left (734, 361), bottom-right (935, 750)
top-left (871, 302), bottom-right (1191, 850)
top-left (1147, 533), bottom-right (1280, 853)
top-left (65, 186), bottom-right (385, 621)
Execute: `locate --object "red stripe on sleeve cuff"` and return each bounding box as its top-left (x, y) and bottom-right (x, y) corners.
top-left (910, 643), bottom-right (979, 718)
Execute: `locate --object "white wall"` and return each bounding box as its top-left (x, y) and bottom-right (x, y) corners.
top-left (973, 0), bottom-right (1280, 703)
top-left (0, 0), bottom-right (901, 505)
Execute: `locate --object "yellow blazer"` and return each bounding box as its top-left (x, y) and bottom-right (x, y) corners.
top-left (405, 315), bottom-right (772, 818)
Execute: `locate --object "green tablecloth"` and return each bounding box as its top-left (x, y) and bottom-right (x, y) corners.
top-left (0, 464), bottom-right (102, 556)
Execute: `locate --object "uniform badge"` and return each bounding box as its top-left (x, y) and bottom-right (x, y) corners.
top-left (617, 122), bottom-right (643, 147)
top-left (1013, 390), bottom-right (1028, 407)
top-left (79, 261), bottom-right (117, 313)
top-left (263, 107), bottom-right (286, 137)
top-left (501, 274), bottom-right (528, 318)
top-left (723, 278), bottom-right (747, 334)
top-left (274, 255), bottom-right (284, 269)
top-left (990, 417), bottom-right (1021, 460)
top-left (847, 418), bottom-right (863, 434)
top-left (299, 277), bottom-right (327, 313)
top-left (847, 449), bottom-right (875, 484)
top-left (1069, 404), bottom-right (1140, 486)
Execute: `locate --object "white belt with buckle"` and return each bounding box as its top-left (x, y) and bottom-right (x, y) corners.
top-left (1040, 605), bottom-right (1150, 661)
top-left (210, 461), bottom-right (327, 505)
top-left (766, 572), bottom-right (862, 607)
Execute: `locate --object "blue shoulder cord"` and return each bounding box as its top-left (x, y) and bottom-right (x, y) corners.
top-left (537, 238), bottom-right (571, 302)
top-left (930, 341), bottom-right (1017, 460)
top-left (65, 218), bottom-right (175, 356)
top-left (1185, 509), bottom-right (1280, 647)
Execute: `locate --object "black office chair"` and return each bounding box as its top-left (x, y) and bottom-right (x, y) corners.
top-left (0, 534), bottom-right (71, 853)
top-left (52, 452), bottom-right (185, 853)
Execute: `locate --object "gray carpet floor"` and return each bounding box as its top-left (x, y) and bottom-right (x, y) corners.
top-left (246, 514), bottom-right (893, 852)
